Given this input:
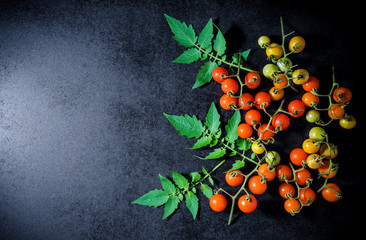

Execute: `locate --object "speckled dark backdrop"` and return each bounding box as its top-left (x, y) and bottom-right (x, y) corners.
top-left (0, 0), bottom-right (365, 239)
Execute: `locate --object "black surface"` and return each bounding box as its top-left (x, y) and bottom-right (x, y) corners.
top-left (0, 0), bottom-right (365, 239)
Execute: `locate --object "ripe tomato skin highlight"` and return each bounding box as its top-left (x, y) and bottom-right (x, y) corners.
top-left (248, 175), bottom-right (267, 195)
top-left (245, 109), bottom-right (261, 126)
top-left (332, 87), bottom-right (352, 103)
top-left (296, 169), bottom-right (311, 185)
top-left (272, 113), bottom-right (290, 131)
top-left (209, 194), bottom-right (228, 212)
top-left (290, 148), bottom-right (308, 166)
top-left (245, 72), bottom-right (261, 89)
top-left (257, 124), bottom-right (275, 140)
top-left (238, 194), bottom-right (257, 213)
top-left (284, 199), bottom-right (301, 214)
top-left (212, 67), bottom-right (228, 82)
top-left (238, 93), bottom-right (254, 110)
top-left (278, 182), bottom-right (295, 199)
top-left (220, 94), bottom-right (237, 110)
top-left (276, 164), bottom-right (293, 181)
top-left (254, 92), bottom-right (271, 109)
top-left (299, 188), bottom-right (316, 205)
top-left (237, 123), bottom-right (253, 139)
top-left (322, 183), bottom-right (341, 202)
top-left (225, 170), bottom-right (244, 187)
top-left (258, 163), bottom-right (276, 181)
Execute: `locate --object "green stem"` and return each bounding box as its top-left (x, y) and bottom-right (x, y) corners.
top-left (189, 159), bottom-right (226, 190)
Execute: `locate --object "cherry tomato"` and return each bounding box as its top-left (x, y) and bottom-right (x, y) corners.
top-left (266, 43), bottom-right (283, 60)
top-left (258, 36), bottom-right (271, 48)
top-left (254, 92), bottom-right (271, 109)
top-left (288, 100), bottom-right (305, 118)
top-left (277, 57), bottom-right (292, 72)
top-left (318, 160), bottom-right (337, 178)
top-left (295, 169), bottom-right (311, 185)
top-left (245, 109), bottom-right (261, 126)
top-left (225, 170), bottom-right (244, 187)
top-left (284, 199), bottom-right (301, 215)
top-left (258, 163), bottom-right (276, 181)
top-left (276, 164), bottom-right (292, 181)
top-left (306, 109), bottom-right (320, 123)
top-left (251, 141), bottom-right (265, 154)
top-left (290, 148), bottom-right (308, 166)
top-left (321, 183), bottom-right (341, 202)
top-left (272, 113), bottom-right (290, 131)
top-left (265, 151), bottom-right (281, 167)
top-left (238, 93), bottom-right (254, 110)
top-left (309, 126), bottom-right (326, 141)
top-left (302, 76), bottom-right (320, 92)
top-left (289, 36), bottom-right (305, 53)
top-left (220, 94), bottom-right (237, 110)
top-left (332, 87), bottom-right (352, 103)
top-left (263, 63), bottom-right (279, 79)
top-left (302, 92), bottom-right (319, 107)
top-left (339, 115), bottom-right (356, 129)
top-left (299, 188), bottom-right (316, 205)
top-left (328, 105), bottom-right (345, 119)
top-left (269, 87), bottom-right (285, 101)
top-left (237, 123), bottom-right (253, 139)
top-left (249, 175), bottom-right (267, 195)
top-left (212, 67), bottom-right (228, 83)
top-left (245, 72), bottom-right (261, 89)
top-left (302, 138), bottom-right (320, 154)
top-left (273, 73), bottom-right (288, 89)
top-left (209, 194), bottom-right (227, 212)
top-left (319, 143), bottom-right (338, 159)
top-left (292, 69), bottom-right (309, 85)
top-left (221, 78), bottom-right (239, 94)
top-left (306, 154), bottom-right (321, 169)
top-left (278, 182), bottom-right (295, 199)
top-left (257, 124), bottom-right (275, 140)
top-left (238, 194), bottom-right (257, 213)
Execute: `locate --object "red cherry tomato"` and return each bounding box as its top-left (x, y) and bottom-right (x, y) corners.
top-left (299, 188), bottom-right (316, 205)
top-left (255, 92), bottom-right (271, 109)
top-left (245, 109), bottom-right (261, 126)
top-left (220, 95), bottom-right (237, 110)
top-left (237, 123), bottom-right (253, 139)
top-left (295, 169), bottom-right (311, 185)
top-left (290, 148), bottom-right (308, 166)
top-left (275, 164), bottom-right (292, 181)
top-left (278, 182), bottom-right (295, 199)
top-left (248, 175), bottom-right (267, 195)
top-left (245, 72), bottom-right (261, 89)
top-left (225, 170), bottom-right (244, 186)
top-left (209, 194), bottom-right (227, 212)
top-left (212, 67), bottom-right (228, 82)
top-left (221, 78), bottom-right (239, 94)
top-left (238, 194), bottom-right (257, 213)
top-left (271, 113), bottom-right (290, 131)
top-left (238, 93), bottom-right (254, 110)
top-left (302, 76), bottom-right (320, 92)
top-left (258, 163), bottom-right (276, 181)
top-left (257, 124), bottom-right (275, 140)
top-left (288, 100), bottom-right (305, 118)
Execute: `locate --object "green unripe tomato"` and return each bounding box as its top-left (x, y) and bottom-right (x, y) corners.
top-left (265, 151), bottom-right (281, 168)
top-left (263, 64), bottom-right (279, 79)
top-left (309, 126), bottom-right (326, 141)
top-left (277, 57), bottom-right (292, 72)
top-left (306, 110), bottom-right (320, 123)
top-left (258, 36), bottom-right (271, 48)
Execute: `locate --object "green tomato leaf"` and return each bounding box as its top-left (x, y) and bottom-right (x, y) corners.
top-left (164, 14), bottom-right (197, 47)
top-left (163, 196), bottom-right (180, 219)
top-left (205, 147), bottom-right (226, 159)
top-left (224, 110), bottom-right (241, 143)
top-left (213, 28), bottom-right (226, 56)
top-left (198, 18), bottom-right (214, 49)
top-left (164, 113), bottom-right (204, 139)
top-left (205, 102), bottom-right (220, 134)
top-left (185, 191), bottom-right (199, 219)
top-left (237, 138), bottom-right (251, 152)
top-left (200, 183), bottom-right (213, 199)
top-left (132, 189), bottom-right (169, 208)
top-left (238, 49), bottom-right (251, 61)
top-left (159, 175), bottom-right (176, 195)
top-left (192, 61), bottom-right (218, 89)
top-left (208, 176), bottom-right (214, 186)
top-left (189, 172), bottom-right (201, 183)
top-left (189, 136), bottom-right (212, 149)
top-left (228, 160), bottom-right (245, 171)
top-left (202, 166), bottom-right (208, 175)
top-left (172, 48), bottom-right (201, 64)
top-left (171, 171), bottom-right (189, 190)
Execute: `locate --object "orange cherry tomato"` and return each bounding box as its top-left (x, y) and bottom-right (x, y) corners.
top-left (332, 87), bottom-right (352, 103)
top-left (321, 183), bottom-right (341, 202)
top-left (225, 170), bottom-right (244, 187)
top-left (209, 194), bottom-right (227, 212)
top-left (258, 163), bottom-right (276, 181)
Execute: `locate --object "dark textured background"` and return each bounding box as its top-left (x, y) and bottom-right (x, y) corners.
top-left (0, 0), bottom-right (365, 239)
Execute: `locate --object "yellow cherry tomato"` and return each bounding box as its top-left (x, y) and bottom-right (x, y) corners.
top-left (266, 43), bottom-right (283, 60)
top-left (269, 87), bottom-right (284, 101)
top-left (319, 143), bottom-right (338, 159)
top-left (289, 36), bottom-right (305, 53)
top-left (292, 69), bottom-right (309, 85)
top-left (251, 141), bottom-right (265, 154)
top-left (339, 115), bottom-right (356, 129)
top-left (306, 154), bottom-right (321, 169)
top-left (302, 138), bottom-right (320, 154)
top-left (258, 36), bottom-right (271, 48)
